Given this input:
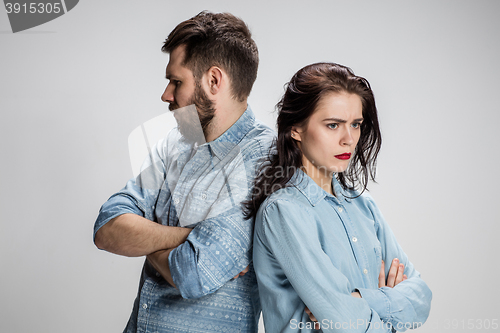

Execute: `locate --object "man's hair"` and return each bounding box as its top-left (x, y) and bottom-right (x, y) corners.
top-left (162, 11), bottom-right (258, 102)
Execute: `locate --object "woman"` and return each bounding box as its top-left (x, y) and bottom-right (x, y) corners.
top-left (244, 63), bottom-right (432, 332)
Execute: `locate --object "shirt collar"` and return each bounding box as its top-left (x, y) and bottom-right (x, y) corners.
top-left (288, 169), bottom-right (349, 206)
top-left (208, 106), bottom-right (255, 160)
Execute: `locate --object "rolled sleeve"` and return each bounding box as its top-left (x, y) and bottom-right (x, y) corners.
top-left (93, 178), bottom-right (159, 242)
top-left (169, 206), bottom-right (253, 299)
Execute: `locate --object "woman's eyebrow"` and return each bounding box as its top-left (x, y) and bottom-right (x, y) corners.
top-left (323, 117), bottom-right (364, 122)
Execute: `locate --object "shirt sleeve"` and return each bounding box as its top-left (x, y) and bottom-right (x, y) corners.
top-left (168, 138), bottom-right (270, 299)
top-left (169, 205), bottom-right (253, 299)
top-left (356, 197), bottom-right (432, 332)
top-left (258, 199), bottom-right (393, 333)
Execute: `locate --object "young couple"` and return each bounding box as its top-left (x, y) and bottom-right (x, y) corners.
top-left (94, 11), bottom-right (431, 333)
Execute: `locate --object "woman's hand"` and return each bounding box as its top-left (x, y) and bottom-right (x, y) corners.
top-left (379, 258), bottom-right (407, 288)
top-left (304, 307), bottom-right (321, 330)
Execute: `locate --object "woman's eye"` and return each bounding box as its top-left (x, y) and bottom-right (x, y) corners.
top-left (352, 123), bottom-right (361, 129)
top-left (327, 123), bottom-right (338, 129)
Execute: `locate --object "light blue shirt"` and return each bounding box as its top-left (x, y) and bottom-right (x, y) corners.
top-left (253, 170), bottom-right (432, 332)
top-left (94, 107), bottom-right (275, 333)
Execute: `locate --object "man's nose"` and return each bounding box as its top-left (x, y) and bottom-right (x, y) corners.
top-left (161, 84), bottom-right (174, 104)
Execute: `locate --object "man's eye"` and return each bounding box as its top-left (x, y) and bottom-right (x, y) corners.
top-left (352, 123), bottom-right (361, 129)
top-left (327, 123), bottom-right (338, 129)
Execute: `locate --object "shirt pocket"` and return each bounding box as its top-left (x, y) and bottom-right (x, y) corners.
top-left (373, 245), bottom-right (387, 280)
top-left (374, 246), bottom-right (382, 261)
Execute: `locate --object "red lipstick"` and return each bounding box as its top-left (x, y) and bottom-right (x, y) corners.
top-left (335, 153), bottom-right (351, 160)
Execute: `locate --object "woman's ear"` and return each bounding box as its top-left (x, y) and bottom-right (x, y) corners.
top-left (291, 127), bottom-right (302, 142)
top-left (206, 66), bottom-right (223, 95)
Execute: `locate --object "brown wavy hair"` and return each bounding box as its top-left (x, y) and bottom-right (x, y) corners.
top-left (162, 11), bottom-right (258, 102)
top-left (243, 62), bottom-right (382, 219)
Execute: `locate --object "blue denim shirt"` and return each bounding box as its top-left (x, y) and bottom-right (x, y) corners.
top-left (253, 170), bottom-right (432, 333)
top-left (94, 107), bottom-right (275, 333)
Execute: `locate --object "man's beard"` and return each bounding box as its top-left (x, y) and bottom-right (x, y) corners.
top-left (169, 82), bottom-right (216, 143)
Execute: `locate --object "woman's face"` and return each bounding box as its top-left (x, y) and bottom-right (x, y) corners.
top-left (292, 91), bottom-right (364, 180)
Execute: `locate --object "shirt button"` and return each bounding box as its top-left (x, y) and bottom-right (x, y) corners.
top-left (352, 237), bottom-right (358, 242)
top-left (174, 198), bottom-right (180, 205)
top-left (142, 303), bottom-right (148, 309)
top-left (201, 193), bottom-right (207, 200)
top-left (338, 207), bottom-right (343, 213)
top-left (363, 269), bottom-right (368, 274)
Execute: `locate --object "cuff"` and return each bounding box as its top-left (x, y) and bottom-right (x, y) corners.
top-left (168, 241), bottom-right (206, 299)
top-left (358, 287), bottom-right (414, 331)
top-left (357, 287), bottom-right (392, 322)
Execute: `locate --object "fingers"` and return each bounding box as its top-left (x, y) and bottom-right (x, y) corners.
top-left (378, 260), bottom-right (386, 288)
top-left (386, 258), bottom-right (406, 288)
top-left (394, 263), bottom-right (405, 286)
top-left (381, 258), bottom-right (407, 288)
top-left (233, 265), bottom-right (250, 280)
top-left (351, 291), bottom-right (362, 298)
top-left (386, 258), bottom-right (399, 287)
top-left (305, 307), bottom-right (320, 330)
top-left (305, 307), bottom-right (316, 321)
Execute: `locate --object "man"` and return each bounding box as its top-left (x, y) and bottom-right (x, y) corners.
top-left (94, 11), bottom-right (274, 333)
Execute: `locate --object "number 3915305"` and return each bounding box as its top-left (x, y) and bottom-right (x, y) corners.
top-left (5, 3), bottom-right (62, 14)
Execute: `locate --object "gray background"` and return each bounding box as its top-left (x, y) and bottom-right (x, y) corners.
top-left (1, 1), bottom-right (499, 332)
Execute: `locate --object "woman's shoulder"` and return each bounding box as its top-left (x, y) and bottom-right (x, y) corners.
top-left (348, 190), bottom-right (384, 224)
top-left (257, 185), bottom-right (311, 217)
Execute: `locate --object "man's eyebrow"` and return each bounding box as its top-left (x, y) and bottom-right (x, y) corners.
top-left (165, 74), bottom-right (180, 80)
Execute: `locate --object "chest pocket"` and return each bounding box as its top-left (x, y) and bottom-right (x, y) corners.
top-left (374, 246), bottom-right (382, 261)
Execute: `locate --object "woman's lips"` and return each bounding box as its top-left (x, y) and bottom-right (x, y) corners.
top-left (334, 153), bottom-right (351, 160)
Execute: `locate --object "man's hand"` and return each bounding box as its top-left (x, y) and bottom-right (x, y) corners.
top-left (233, 265), bottom-right (249, 279)
top-left (147, 249), bottom-right (176, 287)
top-left (379, 258), bottom-right (407, 288)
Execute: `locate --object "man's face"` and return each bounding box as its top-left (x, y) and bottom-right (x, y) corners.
top-left (162, 45), bottom-right (215, 140)
top-left (162, 45), bottom-right (196, 110)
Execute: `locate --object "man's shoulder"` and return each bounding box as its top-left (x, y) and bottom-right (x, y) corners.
top-left (239, 118), bottom-right (275, 158)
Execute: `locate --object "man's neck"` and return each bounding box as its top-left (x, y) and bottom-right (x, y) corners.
top-left (205, 100), bottom-right (247, 142)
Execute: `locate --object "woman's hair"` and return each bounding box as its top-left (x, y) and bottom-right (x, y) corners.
top-left (243, 62), bottom-right (382, 219)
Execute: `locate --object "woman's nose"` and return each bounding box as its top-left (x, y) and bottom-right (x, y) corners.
top-left (342, 128), bottom-right (354, 146)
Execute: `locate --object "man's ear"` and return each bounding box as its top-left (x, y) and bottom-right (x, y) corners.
top-left (206, 66), bottom-right (223, 95)
top-left (291, 127), bottom-right (302, 142)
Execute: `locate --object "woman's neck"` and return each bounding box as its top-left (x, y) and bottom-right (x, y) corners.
top-left (301, 160), bottom-right (334, 196)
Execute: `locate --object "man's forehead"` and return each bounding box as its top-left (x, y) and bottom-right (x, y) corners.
top-left (165, 45), bottom-right (190, 77)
